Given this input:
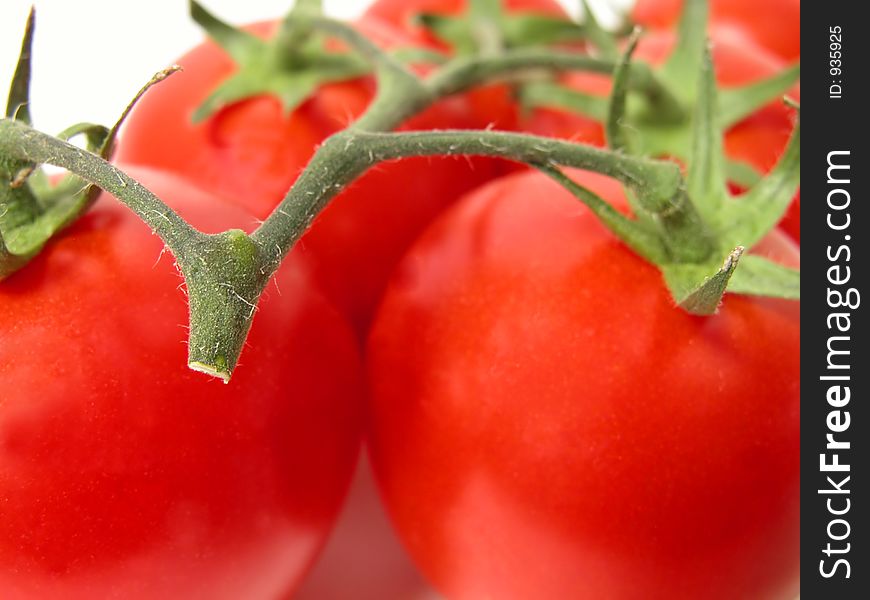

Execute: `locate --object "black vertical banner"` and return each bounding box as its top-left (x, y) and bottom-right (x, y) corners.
top-left (802, 2), bottom-right (868, 598)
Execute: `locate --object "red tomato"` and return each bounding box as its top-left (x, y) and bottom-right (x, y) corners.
top-left (0, 167), bottom-right (363, 600)
top-left (367, 169), bottom-right (800, 600)
top-left (632, 0), bottom-right (800, 62)
top-left (559, 27), bottom-right (800, 240)
top-left (116, 17), bottom-right (504, 334)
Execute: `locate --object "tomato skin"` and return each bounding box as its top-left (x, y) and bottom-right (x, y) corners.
top-left (367, 169), bottom-right (800, 600)
top-left (116, 18), bottom-right (507, 334)
top-left (0, 168), bottom-right (363, 600)
top-left (632, 0), bottom-right (800, 62)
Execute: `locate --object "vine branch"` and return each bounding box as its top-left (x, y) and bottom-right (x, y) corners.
top-left (0, 118), bottom-right (201, 253)
top-left (251, 128), bottom-right (706, 270)
top-left (0, 10), bottom-right (750, 380)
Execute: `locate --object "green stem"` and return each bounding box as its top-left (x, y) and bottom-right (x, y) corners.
top-left (357, 130), bottom-right (712, 263)
top-left (427, 49), bottom-right (681, 120)
top-left (0, 117), bottom-right (274, 381)
top-left (252, 128), bottom-right (709, 269)
top-left (0, 118), bottom-right (199, 251)
top-left (606, 28), bottom-right (640, 152)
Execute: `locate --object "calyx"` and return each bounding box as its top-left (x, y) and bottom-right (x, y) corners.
top-left (188, 0), bottom-right (371, 121)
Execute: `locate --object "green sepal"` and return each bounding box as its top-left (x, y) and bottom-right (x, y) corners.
top-left (727, 255), bottom-right (800, 299)
top-left (189, 0), bottom-right (266, 64)
top-left (5, 6), bottom-right (35, 124)
top-left (415, 13), bottom-right (478, 55)
top-left (272, 0), bottom-right (325, 60)
top-left (1, 9), bottom-right (49, 276)
top-left (719, 63), bottom-right (800, 128)
top-left (606, 29), bottom-right (640, 152)
top-left (506, 0), bottom-right (800, 310)
top-left (686, 43), bottom-right (728, 223)
top-left (538, 164), bottom-right (668, 264)
top-left (468, 0), bottom-right (507, 55)
top-left (190, 0), bottom-right (370, 123)
top-left (663, 246), bottom-right (744, 315)
top-left (660, 0), bottom-right (708, 100)
top-left (193, 52), bottom-right (368, 123)
top-left (0, 166), bottom-right (42, 278)
top-left (719, 102), bottom-right (800, 250)
top-left (604, 31), bottom-right (677, 230)
top-left (660, 46), bottom-right (799, 308)
top-left (416, 3), bottom-right (586, 56)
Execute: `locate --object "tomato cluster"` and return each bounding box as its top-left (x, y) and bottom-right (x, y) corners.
top-left (1, 1), bottom-right (800, 599)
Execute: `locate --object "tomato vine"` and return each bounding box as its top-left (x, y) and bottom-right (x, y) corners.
top-left (0, 0), bottom-right (799, 382)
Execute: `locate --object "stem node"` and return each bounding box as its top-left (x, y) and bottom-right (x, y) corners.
top-left (180, 229), bottom-right (269, 381)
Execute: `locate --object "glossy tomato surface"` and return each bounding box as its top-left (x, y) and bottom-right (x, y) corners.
top-left (367, 169), bottom-right (800, 600)
top-left (116, 18), bottom-right (505, 334)
top-left (632, 0), bottom-right (800, 61)
top-left (0, 168), bottom-right (362, 600)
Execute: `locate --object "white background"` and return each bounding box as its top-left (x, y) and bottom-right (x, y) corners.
top-left (0, 0), bottom-right (632, 136)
